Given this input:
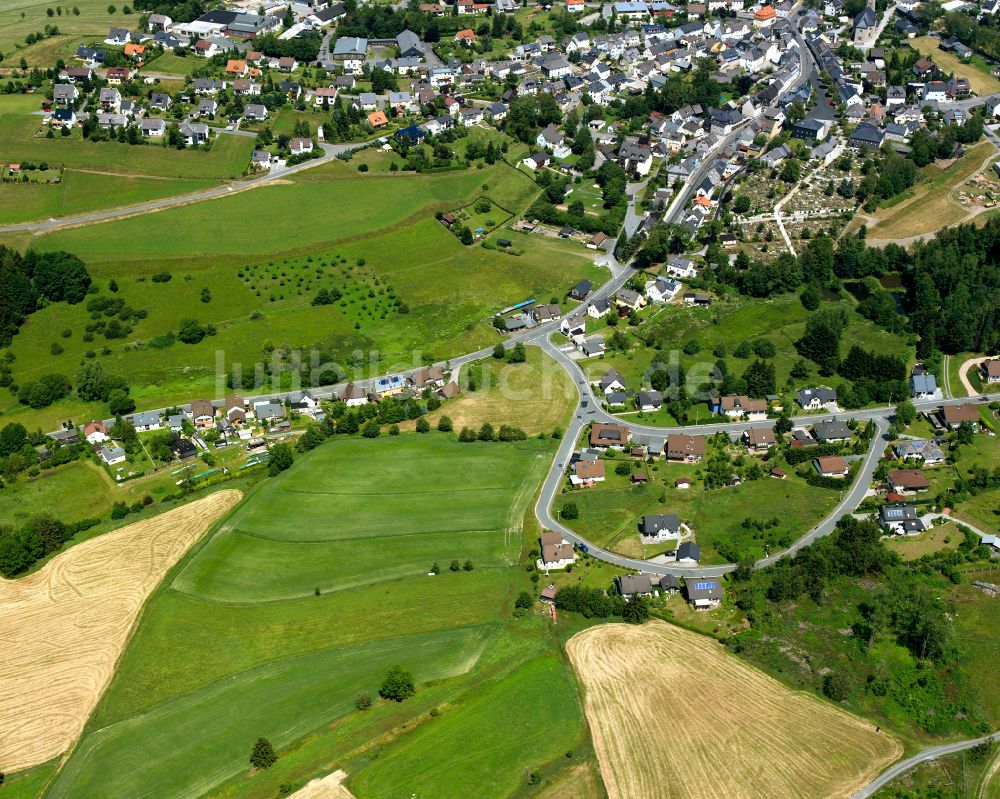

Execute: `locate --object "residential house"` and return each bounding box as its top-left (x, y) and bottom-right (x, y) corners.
top-left (665, 433), bottom-right (705, 462)
top-left (980, 359), bottom-right (1000, 383)
top-left (910, 373), bottom-right (938, 399)
top-left (814, 455), bottom-right (849, 477)
top-left (879, 503), bottom-right (925, 535)
top-left (646, 276), bottom-right (681, 303)
top-left (894, 438), bottom-right (945, 465)
top-left (636, 390), bottom-right (663, 411)
top-left (887, 469), bottom-right (930, 494)
top-left (288, 390), bottom-right (319, 412)
top-left (615, 573), bottom-right (653, 598)
top-left (253, 401), bottom-right (285, 421)
top-left (568, 279), bottom-right (593, 301)
top-left (743, 427), bottom-right (775, 451)
top-left (675, 540), bottom-right (701, 564)
top-left (941, 403), bottom-right (980, 429)
top-left (190, 399), bottom-right (215, 428)
top-left (812, 419), bottom-right (853, 443)
top-left (640, 513), bottom-right (682, 541)
top-left (132, 410), bottom-right (162, 431)
top-left (596, 368), bottom-right (626, 394)
top-left (710, 394), bottom-right (767, 420)
top-left (340, 382), bottom-right (368, 407)
top-left (99, 445), bottom-right (127, 466)
top-left (571, 458), bottom-right (606, 487)
top-left (590, 423), bottom-right (631, 449)
top-left (244, 103), bottom-right (269, 120)
top-left (685, 576), bottom-right (722, 609)
top-left (796, 386), bottom-right (836, 409)
top-left (84, 420), bottom-right (109, 444)
top-left (179, 122), bottom-right (209, 146)
top-left (539, 531), bottom-right (576, 569)
top-left (138, 118), bottom-right (166, 137)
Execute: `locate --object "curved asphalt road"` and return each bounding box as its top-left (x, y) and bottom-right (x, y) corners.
top-left (852, 731), bottom-right (1000, 798)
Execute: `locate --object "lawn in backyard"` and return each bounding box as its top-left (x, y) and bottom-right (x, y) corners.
top-left (174, 434), bottom-right (552, 601)
top-left (562, 449), bottom-right (838, 563)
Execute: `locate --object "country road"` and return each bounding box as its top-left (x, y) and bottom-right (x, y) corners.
top-left (0, 139), bottom-right (364, 235)
top-left (851, 731), bottom-right (1000, 798)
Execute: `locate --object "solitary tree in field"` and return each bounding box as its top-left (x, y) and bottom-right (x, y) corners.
top-left (379, 665), bottom-right (415, 702)
top-left (268, 444), bottom-right (293, 476)
top-left (250, 737), bottom-right (277, 770)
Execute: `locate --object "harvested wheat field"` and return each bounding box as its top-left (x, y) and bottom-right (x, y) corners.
top-left (567, 621), bottom-right (901, 799)
top-left (0, 489), bottom-right (241, 773)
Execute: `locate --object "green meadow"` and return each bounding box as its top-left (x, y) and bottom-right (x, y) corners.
top-left (0, 160), bottom-right (601, 429)
top-left (48, 627), bottom-right (495, 799)
top-left (0, 170), bottom-right (217, 225)
top-left (39, 433), bottom-right (596, 799)
top-left (174, 435), bottom-right (551, 602)
top-left (0, 112), bottom-right (254, 179)
top-left (0, 0), bottom-right (127, 60)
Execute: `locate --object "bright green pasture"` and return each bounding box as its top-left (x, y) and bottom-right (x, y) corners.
top-left (32, 162), bottom-right (529, 261)
top-left (48, 626), bottom-right (493, 799)
top-left (0, 113), bottom-right (253, 179)
top-left (351, 655), bottom-right (583, 799)
top-left (174, 435), bottom-right (550, 601)
top-left (95, 570), bottom-right (514, 725)
top-left (0, 170), bottom-right (216, 224)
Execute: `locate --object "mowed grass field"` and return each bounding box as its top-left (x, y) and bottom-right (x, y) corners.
top-left (0, 161), bottom-right (601, 430)
top-left (43, 433), bottom-right (575, 799)
top-left (866, 141), bottom-right (997, 242)
top-left (350, 655), bottom-right (583, 799)
top-left (48, 627), bottom-right (494, 799)
top-left (0, 108), bottom-right (254, 180)
top-left (174, 434), bottom-right (550, 601)
top-left (0, 0), bottom-right (127, 60)
top-left (909, 36), bottom-right (1000, 96)
top-left (567, 622), bottom-right (901, 799)
top-left (0, 170), bottom-right (217, 224)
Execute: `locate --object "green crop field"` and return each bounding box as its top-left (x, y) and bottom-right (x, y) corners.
top-left (174, 434), bottom-right (551, 601)
top-left (0, 170), bottom-right (217, 224)
top-left (350, 655), bottom-right (583, 799)
top-left (48, 627), bottom-right (494, 799)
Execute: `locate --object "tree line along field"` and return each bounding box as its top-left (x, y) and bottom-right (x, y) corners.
top-left (0, 163), bottom-right (602, 430)
top-left (40, 432), bottom-right (592, 799)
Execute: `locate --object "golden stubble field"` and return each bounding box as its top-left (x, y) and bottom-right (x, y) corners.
top-left (567, 621), bottom-right (902, 799)
top-left (0, 489), bottom-right (241, 773)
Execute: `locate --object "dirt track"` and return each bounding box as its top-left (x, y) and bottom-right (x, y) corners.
top-left (0, 490), bottom-right (241, 773)
top-left (567, 621), bottom-right (901, 799)
top-left (286, 770), bottom-right (357, 799)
